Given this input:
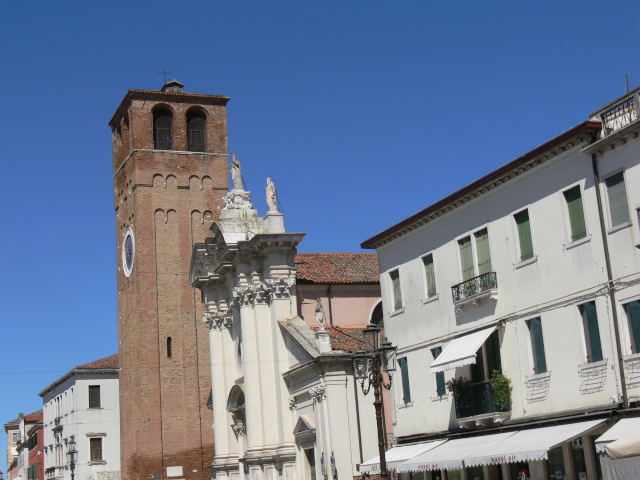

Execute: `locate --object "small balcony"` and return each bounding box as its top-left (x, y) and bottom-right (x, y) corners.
top-left (598, 92), bottom-right (639, 137)
top-left (451, 272), bottom-right (498, 311)
top-left (452, 380), bottom-right (510, 429)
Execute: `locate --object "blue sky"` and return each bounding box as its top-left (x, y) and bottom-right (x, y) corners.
top-left (1, 1), bottom-right (639, 472)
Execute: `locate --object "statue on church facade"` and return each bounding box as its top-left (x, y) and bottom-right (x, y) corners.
top-left (266, 177), bottom-right (278, 212)
top-left (230, 151), bottom-right (243, 190)
top-left (315, 298), bottom-right (327, 331)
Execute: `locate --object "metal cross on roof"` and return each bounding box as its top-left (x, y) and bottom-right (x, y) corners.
top-left (158, 67), bottom-right (171, 84)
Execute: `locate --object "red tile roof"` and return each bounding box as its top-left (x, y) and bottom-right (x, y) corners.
top-left (295, 253), bottom-right (379, 284)
top-left (312, 326), bottom-right (365, 353)
top-left (75, 353), bottom-right (119, 370)
top-left (6, 409), bottom-right (43, 426)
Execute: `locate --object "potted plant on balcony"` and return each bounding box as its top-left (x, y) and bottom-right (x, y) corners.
top-left (491, 370), bottom-right (512, 411)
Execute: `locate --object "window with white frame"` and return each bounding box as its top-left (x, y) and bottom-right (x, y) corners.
top-left (563, 185), bottom-right (587, 242)
top-left (604, 171), bottom-right (630, 227)
top-left (457, 227), bottom-right (492, 281)
top-left (514, 209), bottom-right (534, 261)
top-left (389, 269), bottom-right (403, 311)
top-left (422, 254), bottom-right (437, 298)
top-left (579, 301), bottom-right (603, 363)
top-left (625, 300), bottom-right (640, 354)
top-left (527, 317), bottom-right (547, 374)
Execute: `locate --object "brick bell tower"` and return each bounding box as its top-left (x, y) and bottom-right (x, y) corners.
top-left (109, 80), bottom-right (229, 480)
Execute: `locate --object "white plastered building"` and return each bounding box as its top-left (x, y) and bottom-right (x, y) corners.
top-left (361, 87), bottom-right (640, 480)
top-left (39, 354), bottom-right (120, 480)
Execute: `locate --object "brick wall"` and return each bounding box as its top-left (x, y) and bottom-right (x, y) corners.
top-left (112, 89), bottom-right (228, 480)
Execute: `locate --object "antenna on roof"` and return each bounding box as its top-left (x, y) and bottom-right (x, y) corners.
top-left (626, 74), bottom-right (630, 94)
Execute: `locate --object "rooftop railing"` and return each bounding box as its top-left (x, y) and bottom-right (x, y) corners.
top-left (600, 94), bottom-right (638, 136)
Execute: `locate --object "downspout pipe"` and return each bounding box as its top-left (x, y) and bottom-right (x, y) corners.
top-left (328, 284), bottom-right (334, 327)
top-left (591, 152), bottom-right (628, 406)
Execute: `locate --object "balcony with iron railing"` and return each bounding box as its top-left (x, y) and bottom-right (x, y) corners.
top-left (591, 88), bottom-right (640, 138)
top-left (451, 272), bottom-right (498, 311)
top-left (452, 380), bottom-right (510, 429)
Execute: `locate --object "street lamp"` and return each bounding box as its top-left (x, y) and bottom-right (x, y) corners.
top-left (66, 435), bottom-right (78, 480)
top-left (353, 322), bottom-right (397, 480)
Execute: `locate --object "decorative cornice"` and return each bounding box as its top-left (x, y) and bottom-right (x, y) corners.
top-left (262, 277), bottom-right (295, 301)
top-left (361, 121), bottom-right (601, 250)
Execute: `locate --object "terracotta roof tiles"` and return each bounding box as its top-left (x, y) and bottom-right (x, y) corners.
top-left (75, 353), bottom-right (119, 370)
top-left (312, 326), bottom-right (365, 353)
top-left (295, 253), bottom-right (379, 284)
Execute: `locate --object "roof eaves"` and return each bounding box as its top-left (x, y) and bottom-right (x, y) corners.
top-left (361, 120), bottom-right (601, 249)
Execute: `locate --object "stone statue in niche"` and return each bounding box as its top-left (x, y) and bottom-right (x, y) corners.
top-left (315, 298), bottom-right (327, 331)
top-left (229, 151), bottom-right (243, 190)
top-left (266, 177), bottom-right (278, 212)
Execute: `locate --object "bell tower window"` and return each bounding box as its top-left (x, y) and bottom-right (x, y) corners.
top-left (153, 108), bottom-right (173, 150)
top-left (187, 110), bottom-right (206, 152)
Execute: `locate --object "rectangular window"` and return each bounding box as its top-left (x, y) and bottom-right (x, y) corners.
top-left (398, 357), bottom-right (412, 404)
top-left (514, 209), bottom-right (534, 261)
top-left (458, 236), bottom-right (475, 280)
top-left (88, 385), bottom-right (101, 408)
top-left (527, 318), bottom-right (547, 374)
top-left (13, 432), bottom-right (20, 442)
top-left (474, 228), bottom-right (492, 274)
top-left (564, 186), bottom-right (587, 241)
top-left (90, 437), bottom-right (103, 462)
top-left (626, 301), bottom-right (640, 354)
top-left (605, 172), bottom-right (630, 227)
top-left (432, 347), bottom-right (446, 396)
top-left (390, 269), bottom-right (402, 311)
top-left (580, 302), bottom-right (603, 363)
top-left (422, 254), bottom-right (436, 297)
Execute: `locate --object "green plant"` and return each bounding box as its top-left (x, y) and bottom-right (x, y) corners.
top-left (491, 370), bottom-right (512, 410)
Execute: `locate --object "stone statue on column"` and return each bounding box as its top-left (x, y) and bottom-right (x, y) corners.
top-left (315, 298), bottom-right (327, 332)
top-left (230, 151), bottom-right (243, 190)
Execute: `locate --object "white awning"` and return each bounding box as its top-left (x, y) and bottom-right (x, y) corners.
top-left (596, 418), bottom-right (640, 454)
top-left (397, 432), bottom-right (515, 472)
top-left (464, 419), bottom-right (606, 467)
top-left (360, 440), bottom-right (446, 474)
top-left (430, 326), bottom-right (496, 373)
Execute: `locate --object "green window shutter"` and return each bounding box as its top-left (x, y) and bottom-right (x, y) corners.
top-left (605, 173), bottom-right (630, 226)
top-left (474, 228), bottom-right (492, 275)
top-left (582, 302), bottom-right (603, 363)
top-left (514, 210), bottom-right (534, 261)
top-left (89, 385), bottom-right (101, 408)
top-left (627, 301), bottom-right (640, 354)
top-left (398, 357), bottom-right (411, 403)
top-left (432, 347), bottom-right (446, 396)
top-left (423, 254), bottom-right (436, 297)
top-left (564, 187), bottom-right (587, 241)
top-left (390, 270), bottom-right (402, 311)
top-left (458, 236), bottom-right (475, 280)
top-left (529, 318), bottom-right (547, 374)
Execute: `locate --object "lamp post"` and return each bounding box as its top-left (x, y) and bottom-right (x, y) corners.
top-left (66, 435), bottom-right (77, 480)
top-left (353, 322), bottom-right (397, 480)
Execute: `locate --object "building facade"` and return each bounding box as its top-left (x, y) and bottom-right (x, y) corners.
top-left (189, 167), bottom-right (384, 480)
top-left (5, 411), bottom-right (43, 480)
top-left (109, 80), bottom-right (229, 480)
top-left (39, 354), bottom-right (120, 480)
top-left (362, 87), bottom-right (640, 479)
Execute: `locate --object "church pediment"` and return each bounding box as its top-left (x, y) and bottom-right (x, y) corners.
top-left (293, 415), bottom-right (316, 438)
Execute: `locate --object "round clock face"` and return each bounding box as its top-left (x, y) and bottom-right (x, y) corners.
top-left (122, 228), bottom-right (135, 277)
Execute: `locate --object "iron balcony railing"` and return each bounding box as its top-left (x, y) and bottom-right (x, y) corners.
top-left (601, 94), bottom-right (638, 136)
top-left (452, 381), bottom-right (509, 419)
top-left (451, 272), bottom-right (497, 303)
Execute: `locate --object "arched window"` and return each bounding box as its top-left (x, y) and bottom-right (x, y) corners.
top-left (187, 110), bottom-right (206, 152)
top-left (371, 301), bottom-right (383, 327)
top-left (153, 108), bottom-right (173, 150)
top-left (167, 337), bottom-right (172, 358)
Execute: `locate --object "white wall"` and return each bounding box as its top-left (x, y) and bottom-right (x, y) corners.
top-left (374, 137), bottom-right (640, 440)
